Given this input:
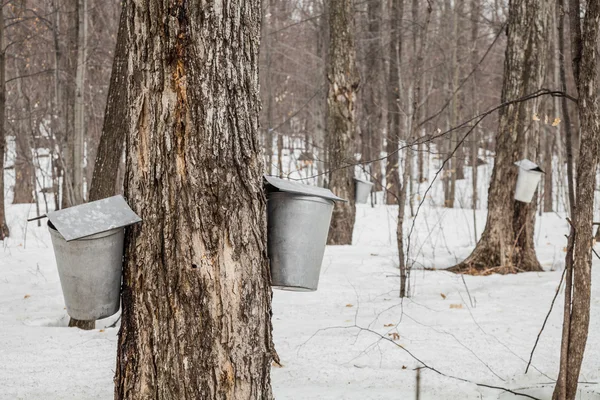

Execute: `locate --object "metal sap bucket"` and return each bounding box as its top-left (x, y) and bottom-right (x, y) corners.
top-left (354, 178), bottom-right (374, 204)
top-left (49, 222), bottom-right (123, 320)
top-left (514, 159), bottom-right (544, 203)
top-left (43, 195), bottom-right (141, 320)
top-left (264, 176), bottom-right (345, 291)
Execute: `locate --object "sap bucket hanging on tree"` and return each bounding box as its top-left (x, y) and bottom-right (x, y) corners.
top-left (47, 195), bottom-right (141, 320)
top-left (264, 176), bottom-right (346, 291)
top-left (514, 159), bottom-right (544, 203)
top-left (354, 177), bottom-right (374, 204)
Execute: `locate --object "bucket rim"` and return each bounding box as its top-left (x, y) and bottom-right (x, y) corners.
top-left (267, 191), bottom-right (335, 206)
top-left (48, 221), bottom-right (123, 241)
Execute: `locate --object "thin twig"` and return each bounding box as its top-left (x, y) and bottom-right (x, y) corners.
top-left (525, 267), bottom-right (567, 374)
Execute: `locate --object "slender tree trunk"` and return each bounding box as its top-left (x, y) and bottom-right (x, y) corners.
top-left (72, 0), bottom-right (86, 204)
top-left (326, 0), bottom-right (359, 245)
top-left (554, 1), bottom-right (600, 399)
top-left (115, 1), bottom-right (273, 398)
top-left (88, 4), bottom-right (127, 202)
top-left (263, 0), bottom-right (275, 176)
top-left (12, 61), bottom-right (35, 204)
top-left (363, 0), bottom-right (383, 191)
top-left (449, 0), bottom-right (549, 274)
top-left (398, 0), bottom-right (431, 297)
top-left (470, 0), bottom-right (480, 242)
top-left (385, 0), bottom-right (404, 206)
top-left (0, 5), bottom-right (8, 240)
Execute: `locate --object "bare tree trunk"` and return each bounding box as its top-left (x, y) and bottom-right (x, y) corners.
top-left (470, 0), bottom-right (480, 241)
top-left (72, 0), bottom-right (87, 204)
top-left (385, 0), bottom-right (404, 206)
top-left (450, 0), bottom-right (549, 274)
top-left (263, 0), bottom-right (275, 176)
top-left (0, 5), bottom-right (8, 240)
top-left (12, 60), bottom-right (35, 204)
top-left (115, 1), bottom-right (274, 398)
top-left (326, 0), bottom-right (359, 245)
top-left (88, 4), bottom-right (127, 202)
top-left (398, 0), bottom-right (431, 297)
top-left (363, 0), bottom-right (383, 191)
top-left (554, 1), bottom-right (600, 399)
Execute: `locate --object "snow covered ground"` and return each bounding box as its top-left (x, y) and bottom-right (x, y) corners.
top-left (1, 198), bottom-right (599, 399)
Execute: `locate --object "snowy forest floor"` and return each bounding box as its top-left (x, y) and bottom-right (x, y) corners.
top-left (1, 202), bottom-right (599, 399)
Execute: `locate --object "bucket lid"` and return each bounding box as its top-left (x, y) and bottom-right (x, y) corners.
top-left (514, 159), bottom-right (544, 173)
top-left (47, 195), bottom-right (142, 241)
top-left (353, 177), bottom-right (374, 186)
top-left (264, 175), bottom-right (346, 202)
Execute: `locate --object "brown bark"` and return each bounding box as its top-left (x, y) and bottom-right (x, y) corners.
top-left (326, 0), bottom-right (359, 245)
top-left (12, 61), bottom-right (35, 205)
top-left (0, 5), bottom-right (8, 240)
top-left (385, 0), bottom-right (403, 206)
top-left (553, 0), bottom-right (600, 398)
top-left (114, 1), bottom-right (273, 398)
top-left (88, 5), bottom-right (127, 202)
top-left (449, 0), bottom-right (549, 274)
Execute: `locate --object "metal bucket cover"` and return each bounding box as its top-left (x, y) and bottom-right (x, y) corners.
top-left (264, 175), bottom-right (346, 202)
top-left (47, 195), bottom-right (141, 242)
top-left (514, 159), bottom-right (544, 173)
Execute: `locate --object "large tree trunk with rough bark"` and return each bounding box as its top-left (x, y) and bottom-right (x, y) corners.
top-left (88, 5), bottom-right (127, 202)
top-left (449, 0), bottom-right (549, 274)
top-left (0, 5), bottom-right (8, 240)
top-left (326, 0), bottom-right (358, 245)
top-left (385, 0), bottom-right (403, 206)
top-left (553, 0), bottom-right (600, 398)
top-left (114, 1), bottom-right (273, 398)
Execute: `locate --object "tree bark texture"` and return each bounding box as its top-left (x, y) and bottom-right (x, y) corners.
top-left (326, 0), bottom-right (359, 245)
top-left (0, 5), bottom-right (8, 239)
top-left (449, 0), bottom-right (549, 274)
top-left (88, 5), bottom-right (128, 202)
top-left (115, 1), bottom-right (274, 399)
top-left (385, 0), bottom-right (403, 206)
top-left (553, 0), bottom-right (600, 398)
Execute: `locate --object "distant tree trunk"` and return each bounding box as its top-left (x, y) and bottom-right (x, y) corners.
top-left (470, 0), bottom-right (480, 241)
top-left (61, 0), bottom-right (78, 208)
top-left (12, 62), bottom-right (35, 205)
top-left (385, 0), bottom-right (403, 205)
top-left (88, 5), bottom-right (127, 202)
top-left (449, 0), bottom-right (549, 274)
top-left (72, 0), bottom-right (86, 204)
top-left (114, 1), bottom-right (274, 398)
top-left (553, 1), bottom-right (600, 399)
top-left (0, 5), bottom-right (8, 240)
top-left (326, 0), bottom-right (359, 245)
top-left (363, 0), bottom-right (383, 191)
top-left (397, 0), bottom-right (431, 297)
top-left (263, 0), bottom-right (275, 176)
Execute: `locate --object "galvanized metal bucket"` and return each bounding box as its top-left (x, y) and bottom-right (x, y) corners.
top-left (48, 222), bottom-right (124, 320)
top-left (354, 178), bottom-right (374, 204)
top-left (514, 159), bottom-right (544, 203)
top-left (267, 192), bottom-right (334, 291)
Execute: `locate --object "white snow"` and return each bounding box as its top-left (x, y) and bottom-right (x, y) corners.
top-left (2, 197), bottom-right (599, 399)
